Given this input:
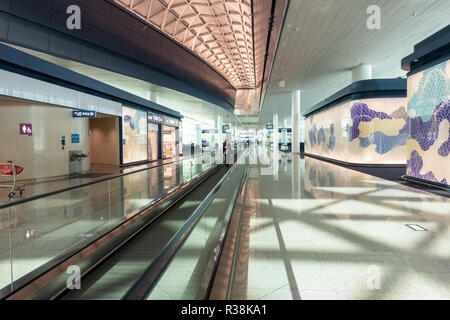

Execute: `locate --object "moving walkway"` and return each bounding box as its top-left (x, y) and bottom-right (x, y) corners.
top-left (0, 151), bottom-right (248, 300)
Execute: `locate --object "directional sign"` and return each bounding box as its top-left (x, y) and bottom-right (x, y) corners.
top-left (148, 113), bottom-right (163, 124)
top-left (71, 134), bottom-right (80, 144)
top-left (73, 111), bottom-right (96, 118)
top-left (20, 123), bottom-right (32, 136)
top-left (222, 124), bottom-right (230, 133)
top-left (266, 124), bottom-right (274, 130)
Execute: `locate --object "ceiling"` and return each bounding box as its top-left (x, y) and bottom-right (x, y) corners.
top-left (7, 43), bottom-right (242, 130)
top-left (112, 0), bottom-right (255, 89)
top-left (260, 0), bottom-right (450, 127)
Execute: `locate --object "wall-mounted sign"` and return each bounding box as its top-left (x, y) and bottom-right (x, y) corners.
top-left (222, 124), bottom-right (231, 133)
top-left (73, 111), bottom-right (96, 118)
top-left (148, 113), bottom-right (163, 124)
top-left (266, 123), bottom-right (274, 130)
top-left (20, 123), bottom-right (32, 136)
top-left (71, 134), bottom-right (80, 144)
top-left (163, 116), bottom-right (179, 127)
top-left (202, 129), bottom-right (218, 134)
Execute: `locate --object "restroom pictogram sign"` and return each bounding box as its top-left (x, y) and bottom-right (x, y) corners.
top-left (20, 123), bottom-right (32, 136)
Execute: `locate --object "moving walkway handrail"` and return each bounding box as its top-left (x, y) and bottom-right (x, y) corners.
top-left (0, 153), bottom-right (211, 210)
top-left (122, 152), bottom-right (248, 300)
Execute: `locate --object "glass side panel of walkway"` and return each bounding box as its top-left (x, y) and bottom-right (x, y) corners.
top-left (145, 163), bottom-right (247, 300)
top-left (0, 153), bottom-right (215, 297)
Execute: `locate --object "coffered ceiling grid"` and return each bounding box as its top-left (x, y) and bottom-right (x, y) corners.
top-left (114, 0), bottom-right (255, 89)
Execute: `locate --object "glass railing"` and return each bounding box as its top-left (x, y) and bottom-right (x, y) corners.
top-left (123, 152), bottom-right (248, 300)
top-left (0, 153), bottom-right (216, 298)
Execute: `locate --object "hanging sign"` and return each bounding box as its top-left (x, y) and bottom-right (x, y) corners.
top-left (148, 113), bottom-right (163, 124)
top-left (163, 116), bottom-right (179, 127)
top-left (71, 134), bottom-right (80, 144)
top-left (73, 111), bottom-right (96, 118)
top-left (222, 124), bottom-right (231, 133)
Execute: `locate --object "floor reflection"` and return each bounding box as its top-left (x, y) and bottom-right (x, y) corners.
top-left (231, 146), bottom-right (450, 300)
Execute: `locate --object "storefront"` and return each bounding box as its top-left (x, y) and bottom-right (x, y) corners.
top-left (121, 106), bottom-right (183, 164)
top-left (122, 106), bottom-right (148, 165)
top-left (162, 116), bottom-right (181, 159)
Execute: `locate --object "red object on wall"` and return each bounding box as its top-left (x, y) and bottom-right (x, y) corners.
top-left (19, 123), bottom-right (32, 135)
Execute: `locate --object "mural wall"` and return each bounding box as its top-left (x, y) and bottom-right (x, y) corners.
top-left (305, 97), bottom-right (407, 164)
top-left (406, 60), bottom-right (450, 186)
top-left (122, 106), bottom-right (148, 164)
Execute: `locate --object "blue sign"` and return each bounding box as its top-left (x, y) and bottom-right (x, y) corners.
top-left (266, 124), bottom-right (274, 130)
top-left (202, 129), bottom-right (218, 134)
top-left (71, 134), bottom-right (80, 144)
top-left (73, 111), bottom-right (96, 118)
top-left (222, 124), bottom-right (230, 133)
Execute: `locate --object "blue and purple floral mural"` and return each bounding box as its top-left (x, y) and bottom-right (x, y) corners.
top-left (305, 97), bottom-right (407, 165)
top-left (406, 60), bottom-right (450, 186)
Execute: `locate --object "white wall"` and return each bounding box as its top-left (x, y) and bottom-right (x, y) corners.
top-left (0, 98), bottom-right (90, 181)
top-left (0, 69), bottom-right (122, 117)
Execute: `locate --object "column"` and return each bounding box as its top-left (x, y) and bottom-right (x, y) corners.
top-left (216, 115), bottom-right (223, 164)
top-left (273, 114), bottom-right (279, 180)
top-left (195, 124), bottom-right (202, 155)
top-left (147, 91), bottom-right (158, 103)
top-left (292, 90), bottom-right (300, 153)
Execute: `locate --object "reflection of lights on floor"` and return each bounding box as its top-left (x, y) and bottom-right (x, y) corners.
top-left (360, 179), bottom-right (398, 186)
top-left (406, 224), bottom-right (428, 231)
top-left (24, 229), bottom-right (36, 240)
top-left (164, 167), bottom-right (173, 177)
top-left (383, 200), bottom-right (449, 215)
top-left (370, 189), bottom-right (439, 199)
top-left (312, 187), bottom-right (378, 195)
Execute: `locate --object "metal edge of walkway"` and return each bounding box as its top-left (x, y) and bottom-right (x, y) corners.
top-left (208, 162), bottom-right (250, 300)
top-left (4, 163), bottom-right (223, 300)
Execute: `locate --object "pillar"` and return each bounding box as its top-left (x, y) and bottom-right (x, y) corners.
top-left (292, 90), bottom-right (300, 153)
top-left (216, 115), bottom-right (223, 164)
top-left (352, 64), bottom-right (372, 82)
top-left (273, 114), bottom-right (279, 180)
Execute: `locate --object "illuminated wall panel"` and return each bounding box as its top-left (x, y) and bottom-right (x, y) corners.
top-left (406, 59), bottom-right (450, 186)
top-left (305, 97), bottom-right (407, 165)
top-left (122, 106), bottom-right (148, 164)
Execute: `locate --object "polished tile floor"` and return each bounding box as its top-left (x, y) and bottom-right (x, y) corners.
top-left (230, 150), bottom-right (450, 300)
